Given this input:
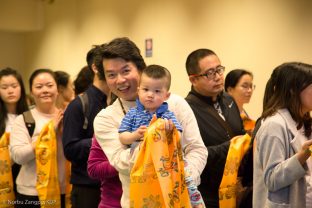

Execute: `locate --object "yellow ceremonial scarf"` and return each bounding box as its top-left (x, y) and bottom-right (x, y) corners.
top-left (0, 132), bottom-right (15, 208)
top-left (35, 121), bottom-right (71, 208)
top-left (130, 118), bottom-right (191, 208)
top-left (219, 133), bottom-right (251, 208)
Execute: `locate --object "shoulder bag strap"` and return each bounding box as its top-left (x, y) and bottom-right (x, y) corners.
top-left (23, 110), bottom-right (36, 137)
top-left (78, 93), bottom-right (89, 130)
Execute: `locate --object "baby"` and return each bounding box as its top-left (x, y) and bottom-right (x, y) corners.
top-left (119, 64), bottom-right (205, 208)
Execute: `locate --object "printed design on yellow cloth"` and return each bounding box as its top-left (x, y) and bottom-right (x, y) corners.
top-left (0, 132), bottom-right (15, 208)
top-left (219, 134), bottom-right (251, 208)
top-left (35, 121), bottom-right (71, 208)
top-left (130, 117), bottom-right (191, 208)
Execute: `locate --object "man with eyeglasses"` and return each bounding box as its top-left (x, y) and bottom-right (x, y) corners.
top-left (185, 49), bottom-right (245, 208)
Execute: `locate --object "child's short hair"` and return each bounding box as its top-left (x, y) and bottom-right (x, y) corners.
top-left (142, 65), bottom-right (171, 90)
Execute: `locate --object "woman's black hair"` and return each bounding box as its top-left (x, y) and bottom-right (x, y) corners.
top-left (224, 69), bottom-right (253, 92)
top-left (262, 62), bottom-right (312, 137)
top-left (29, 68), bottom-right (56, 92)
top-left (0, 67), bottom-right (29, 135)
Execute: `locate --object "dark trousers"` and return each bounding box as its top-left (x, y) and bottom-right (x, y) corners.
top-left (11, 163), bottom-right (21, 194)
top-left (71, 185), bottom-right (101, 208)
top-left (16, 193), bottom-right (65, 208)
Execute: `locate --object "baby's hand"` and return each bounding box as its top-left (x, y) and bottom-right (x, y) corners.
top-left (135, 126), bottom-right (147, 139)
top-left (163, 119), bottom-right (174, 131)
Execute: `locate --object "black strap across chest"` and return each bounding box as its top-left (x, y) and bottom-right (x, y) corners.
top-left (188, 94), bottom-right (235, 139)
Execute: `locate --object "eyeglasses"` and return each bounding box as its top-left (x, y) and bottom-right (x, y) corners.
top-left (189, 66), bottom-right (225, 80)
top-left (240, 84), bottom-right (256, 91)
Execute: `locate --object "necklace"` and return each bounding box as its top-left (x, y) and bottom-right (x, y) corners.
top-left (118, 98), bottom-right (126, 115)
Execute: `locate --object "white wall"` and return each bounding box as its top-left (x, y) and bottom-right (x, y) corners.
top-left (1, 0), bottom-right (312, 118)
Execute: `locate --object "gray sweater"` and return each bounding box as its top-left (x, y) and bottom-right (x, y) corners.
top-left (253, 109), bottom-right (308, 208)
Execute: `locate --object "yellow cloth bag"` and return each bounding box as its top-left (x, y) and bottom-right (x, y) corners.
top-left (219, 133), bottom-right (251, 208)
top-left (130, 118), bottom-right (191, 208)
top-left (0, 132), bottom-right (15, 208)
top-left (35, 121), bottom-right (71, 208)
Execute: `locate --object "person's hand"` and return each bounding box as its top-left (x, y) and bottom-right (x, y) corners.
top-left (297, 139), bottom-right (312, 165)
top-left (163, 119), bottom-right (174, 131)
top-left (155, 119), bottom-right (174, 136)
top-left (53, 109), bottom-right (64, 133)
top-left (301, 139), bottom-right (312, 156)
top-left (134, 125), bottom-right (147, 140)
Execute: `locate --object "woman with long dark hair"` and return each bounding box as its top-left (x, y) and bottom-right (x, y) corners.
top-left (253, 62), bottom-right (312, 208)
top-left (0, 67), bottom-right (29, 198)
top-left (0, 67), bottom-right (28, 135)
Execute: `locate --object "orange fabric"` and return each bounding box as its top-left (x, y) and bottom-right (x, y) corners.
top-left (35, 121), bottom-right (71, 208)
top-left (219, 134), bottom-right (251, 208)
top-left (64, 162), bottom-right (72, 208)
top-left (240, 114), bottom-right (256, 136)
top-left (0, 132), bottom-right (15, 208)
top-left (130, 117), bottom-right (191, 208)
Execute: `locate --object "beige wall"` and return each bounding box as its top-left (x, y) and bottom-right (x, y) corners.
top-left (1, 0), bottom-right (312, 118)
top-left (0, 0), bottom-right (43, 32)
top-left (0, 32), bottom-right (26, 76)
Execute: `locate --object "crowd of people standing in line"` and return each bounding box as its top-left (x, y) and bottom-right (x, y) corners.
top-left (0, 37), bottom-right (312, 208)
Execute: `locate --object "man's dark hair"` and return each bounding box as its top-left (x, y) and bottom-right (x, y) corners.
top-left (74, 66), bottom-right (94, 95)
top-left (102, 37), bottom-right (146, 73)
top-left (86, 44), bottom-right (105, 80)
top-left (185, 48), bottom-right (217, 75)
top-left (54, 70), bottom-right (70, 89)
top-left (142, 64), bottom-right (171, 90)
top-left (86, 46), bottom-right (98, 70)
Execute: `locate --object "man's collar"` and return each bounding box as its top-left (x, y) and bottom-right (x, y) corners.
top-left (190, 87), bottom-right (223, 104)
top-left (89, 85), bottom-right (107, 100)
